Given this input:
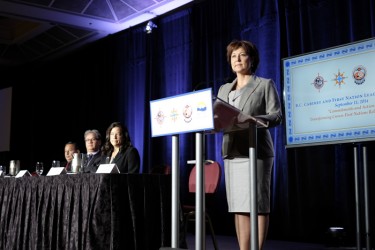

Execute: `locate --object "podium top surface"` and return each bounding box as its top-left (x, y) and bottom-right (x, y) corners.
top-left (211, 97), bottom-right (268, 133)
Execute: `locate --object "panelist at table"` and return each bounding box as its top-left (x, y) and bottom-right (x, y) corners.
top-left (82, 129), bottom-right (103, 173)
top-left (101, 122), bottom-right (140, 173)
top-left (61, 141), bottom-right (80, 172)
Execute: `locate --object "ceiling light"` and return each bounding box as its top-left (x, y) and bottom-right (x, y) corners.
top-left (145, 21), bottom-right (157, 34)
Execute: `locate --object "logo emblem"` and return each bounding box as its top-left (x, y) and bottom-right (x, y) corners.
top-left (311, 73), bottom-right (326, 92)
top-left (352, 65), bottom-right (366, 85)
top-left (183, 105), bottom-right (193, 123)
top-left (333, 69), bottom-right (347, 88)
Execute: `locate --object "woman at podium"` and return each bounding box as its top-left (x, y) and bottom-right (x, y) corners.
top-left (217, 40), bottom-right (282, 250)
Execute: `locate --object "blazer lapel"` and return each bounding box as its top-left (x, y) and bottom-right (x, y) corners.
top-left (221, 80), bottom-right (237, 102)
top-left (238, 75), bottom-right (260, 111)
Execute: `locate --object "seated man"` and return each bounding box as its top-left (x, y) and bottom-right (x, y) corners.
top-left (82, 129), bottom-right (103, 173)
top-left (62, 141), bottom-right (80, 172)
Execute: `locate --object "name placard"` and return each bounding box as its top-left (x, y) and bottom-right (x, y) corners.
top-left (47, 167), bottom-right (67, 176)
top-left (150, 88), bottom-right (214, 137)
top-left (15, 170), bottom-right (31, 178)
top-left (96, 164), bottom-right (120, 174)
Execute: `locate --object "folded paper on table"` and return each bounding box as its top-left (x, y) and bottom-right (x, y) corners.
top-left (96, 164), bottom-right (120, 174)
top-left (47, 167), bottom-right (67, 176)
top-left (15, 170), bottom-right (31, 178)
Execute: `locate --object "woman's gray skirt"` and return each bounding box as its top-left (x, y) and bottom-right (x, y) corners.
top-left (224, 157), bottom-right (273, 214)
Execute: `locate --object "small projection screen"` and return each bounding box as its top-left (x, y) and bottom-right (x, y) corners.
top-left (282, 38), bottom-right (375, 148)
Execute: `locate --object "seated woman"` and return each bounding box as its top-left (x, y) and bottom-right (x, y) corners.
top-left (101, 122), bottom-right (140, 173)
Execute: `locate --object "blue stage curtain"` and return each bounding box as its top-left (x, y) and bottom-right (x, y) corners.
top-left (96, 0), bottom-right (375, 242)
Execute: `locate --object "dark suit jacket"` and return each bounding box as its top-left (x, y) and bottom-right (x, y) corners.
top-left (217, 75), bottom-right (282, 158)
top-left (60, 161), bottom-right (70, 171)
top-left (100, 146), bottom-right (140, 173)
top-left (83, 152), bottom-right (103, 173)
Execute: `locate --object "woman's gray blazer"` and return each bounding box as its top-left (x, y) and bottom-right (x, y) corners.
top-left (217, 75), bottom-right (282, 159)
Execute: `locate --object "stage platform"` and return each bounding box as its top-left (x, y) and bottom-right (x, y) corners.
top-left (185, 233), bottom-right (361, 250)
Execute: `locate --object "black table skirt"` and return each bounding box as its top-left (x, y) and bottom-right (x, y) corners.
top-left (0, 174), bottom-right (172, 250)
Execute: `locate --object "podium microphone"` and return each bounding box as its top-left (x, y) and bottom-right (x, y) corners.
top-left (193, 81), bottom-right (213, 91)
top-left (192, 77), bottom-right (233, 91)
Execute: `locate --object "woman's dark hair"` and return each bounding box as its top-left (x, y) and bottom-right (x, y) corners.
top-left (101, 122), bottom-right (132, 156)
top-left (226, 40), bottom-right (260, 73)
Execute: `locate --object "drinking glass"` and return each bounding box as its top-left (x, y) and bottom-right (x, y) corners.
top-left (0, 165), bottom-right (5, 175)
top-left (105, 156), bottom-right (111, 164)
top-left (52, 160), bottom-right (60, 168)
top-left (35, 162), bottom-right (44, 176)
top-left (80, 153), bottom-right (87, 173)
